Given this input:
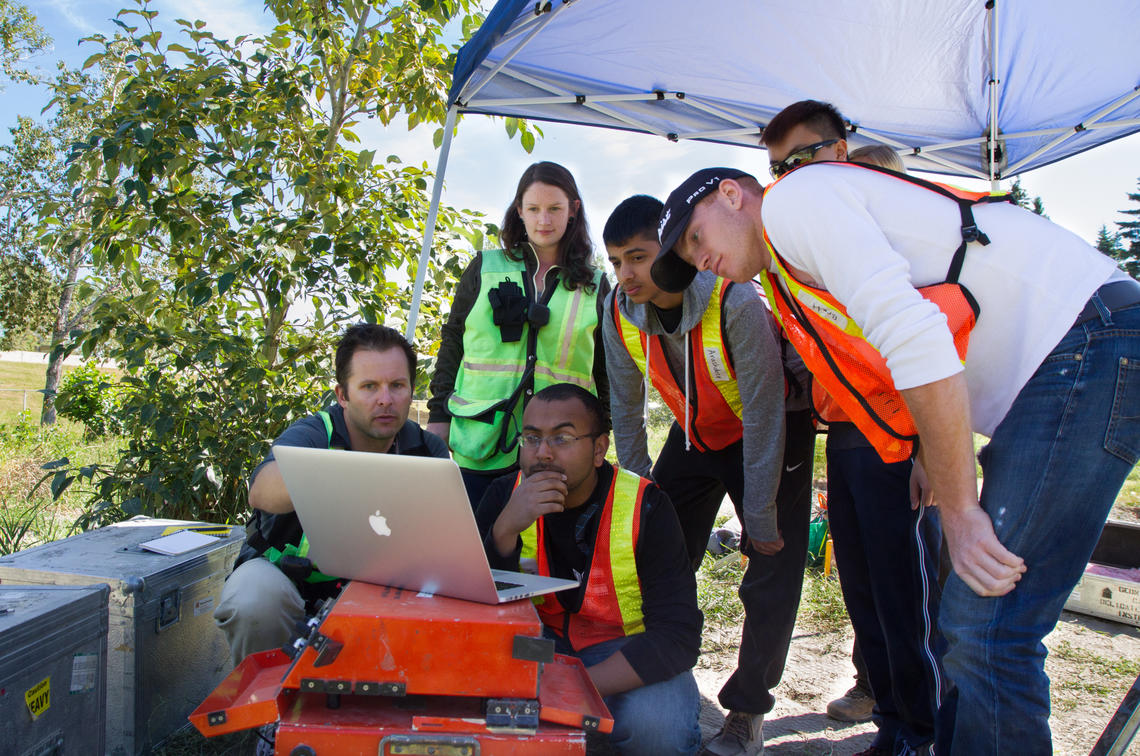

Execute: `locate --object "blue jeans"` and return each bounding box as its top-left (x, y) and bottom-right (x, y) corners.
top-left (936, 299), bottom-right (1140, 755)
top-left (547, 633), bottom-right (701, 756)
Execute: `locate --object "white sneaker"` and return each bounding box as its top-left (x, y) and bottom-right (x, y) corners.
top-left (700, 711), bottom-right (764, 756)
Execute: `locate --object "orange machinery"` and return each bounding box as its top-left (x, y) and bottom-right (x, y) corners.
top-left (190, 581), bottom-right (612, 755)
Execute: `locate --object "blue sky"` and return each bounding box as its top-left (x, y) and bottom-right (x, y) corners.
top-left (6, 0), bottom-right (1140, 262)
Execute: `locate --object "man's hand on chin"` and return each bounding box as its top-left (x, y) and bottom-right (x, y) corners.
top-left (491, 470), bottom-right (567, 557)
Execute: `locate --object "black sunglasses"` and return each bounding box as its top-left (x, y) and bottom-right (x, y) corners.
top-left (769, 139), bottom-right (841, 179)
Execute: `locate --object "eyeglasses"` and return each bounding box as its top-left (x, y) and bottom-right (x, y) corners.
top-left (519, 432), bottom-right (600, 450)
top-left (769, 139), bottom-right (840, 179)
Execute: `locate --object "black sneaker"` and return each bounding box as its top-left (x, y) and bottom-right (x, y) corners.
top-left (254, 723), bottom-right (276, 756)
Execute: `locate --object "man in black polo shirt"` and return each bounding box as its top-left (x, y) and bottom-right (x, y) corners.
top-left (215, 324), bottom-right (448, 666)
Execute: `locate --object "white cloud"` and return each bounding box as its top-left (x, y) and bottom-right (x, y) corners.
top-left (41, 0), bottom-right (106, 37)
top-left (153, 0), bottom-right (270, 38)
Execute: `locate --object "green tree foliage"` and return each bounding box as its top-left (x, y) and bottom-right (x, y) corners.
top-left (1008, 177), bottom-right (1047, 217)
top-left (1118, 180), bottom-right (1140, 251)
top-left (0, 65), bottom-right (121, 417)
top-left (47, 0), bottom-right (489, 526)
top-left (56, 361), bottom-right (122, 437)
top-left (1095, 223), bottom-right (1137, 279)
top-left (0, 0), bottom-right (49, 87)
top-left (1107, 181), bottom-right (1140, 280)
top-left (0, 122), bottom-right (60, 348)
top-left (0, 1), bottom-right (54, 349)
top-left (1096, 224), bottom-right (1123, 254)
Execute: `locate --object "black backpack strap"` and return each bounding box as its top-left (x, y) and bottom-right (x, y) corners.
top-left (946, 201), bottom-right (989, 284)
top-left (244, 518), bottom-right (271, 555)
top-left (277, 555), bottom-right (315, 582)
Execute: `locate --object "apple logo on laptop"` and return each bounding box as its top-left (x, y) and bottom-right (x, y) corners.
top-left (369, 509), bottom-right (391, 537)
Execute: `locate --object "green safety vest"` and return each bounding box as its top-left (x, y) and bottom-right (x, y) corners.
top-left (447, 249), bottom-right (602, 470)
top-left (263, 410), bottom-right (339, 584)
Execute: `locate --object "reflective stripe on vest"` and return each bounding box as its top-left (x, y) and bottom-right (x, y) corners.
top-left (612, 279), bottom-right (743, 452)
top-left (263, 410), bottom-right (339, 583)
top-left (518, 468), bottom-right (646, 649)
top-left (448, 249), bottom-right (601, 471)
top-left (760, 163), bottom-right (994, 462)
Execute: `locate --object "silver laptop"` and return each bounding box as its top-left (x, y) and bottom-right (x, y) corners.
top-left (272, 445), bottom-right (578, 604)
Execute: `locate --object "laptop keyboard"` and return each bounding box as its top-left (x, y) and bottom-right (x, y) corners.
top-left (494, 580), bottom-right (523, 591)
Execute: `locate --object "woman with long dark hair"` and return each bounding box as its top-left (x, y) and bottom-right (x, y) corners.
top-left (427, 161), bottom-right (610, 506)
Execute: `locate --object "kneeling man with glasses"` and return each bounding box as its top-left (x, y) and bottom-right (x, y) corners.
top-left (475, 383), bottom-right (703, 756)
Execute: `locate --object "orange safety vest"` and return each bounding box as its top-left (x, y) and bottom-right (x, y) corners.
top-left (811, 384), bottom-right (845, 424)
top-left (760, 162), bottom-right (1006, 462)
top-left (517, 467), bottom-right (647, 651)
top-left (612, 278), bottom-right (743, 452)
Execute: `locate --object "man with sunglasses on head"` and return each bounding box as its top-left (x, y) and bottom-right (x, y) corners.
top-left (754, 102), bottom-right (946, 756)
top-left (475, 382), bottom-right (703, 755)
top-left (649, 98), bottom-right (1140, 755)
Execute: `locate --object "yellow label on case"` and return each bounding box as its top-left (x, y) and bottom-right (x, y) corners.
top-left (159, 524), bottom-right (232, 537)
top-left (26, 676), bottom-right (50, 720)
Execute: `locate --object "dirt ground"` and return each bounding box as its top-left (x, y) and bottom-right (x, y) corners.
top-left (682, 494), bottom-right (1140, 756)
top-left (692, 610), bottom-right (1140, 755)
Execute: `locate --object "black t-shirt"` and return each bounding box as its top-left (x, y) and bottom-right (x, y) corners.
top-left (651, 302), bottom-right (684, 334)
top-left (236, 405), bottom-right (449, 603)
top-left (474, 462), bottom-right (702, 685)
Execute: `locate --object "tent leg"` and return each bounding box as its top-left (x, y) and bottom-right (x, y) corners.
top-left (987, 0), bottom-right (1000, 188)
top-left (406, 106), bottom-right (459, 343)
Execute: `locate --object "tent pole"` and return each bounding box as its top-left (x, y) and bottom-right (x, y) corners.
top-left (988, 0), bottom-right (1000, 192)
top-left (1006, 90), bottom-right (1140, 176)
top-left (458, 2), bottom-right (568, 105)
top-left (406, 105), bottom-right (459, 343)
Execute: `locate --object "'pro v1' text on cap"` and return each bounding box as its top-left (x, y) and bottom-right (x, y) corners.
top-left (652, 167), bottom-right (755, 292)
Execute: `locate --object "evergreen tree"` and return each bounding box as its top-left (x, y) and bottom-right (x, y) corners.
top-left (1095, 224), bottom-right (1122, 255)
top-left (1118, 179), bottom-right (1140, 253)
top-left (1008, 177), bottom-right (1048, 217)
top-left (1095, 224), bottom-right (1138, 279)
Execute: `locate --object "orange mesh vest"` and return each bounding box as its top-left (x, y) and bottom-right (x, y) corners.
top-left (812, 383), bottom-right (846, 424)
top-left (761, 162), bottom-right (1007, 462)
top-left (517, 467), bottom-right (647, 650)
top-left (612, 278), bottom-right (743, 452)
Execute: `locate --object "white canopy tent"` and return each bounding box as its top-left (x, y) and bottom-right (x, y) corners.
top-left (406, 0), bottom-right (1140, 338)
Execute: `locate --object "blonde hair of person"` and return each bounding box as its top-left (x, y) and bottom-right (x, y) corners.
top-left (848, 145), bottom-right (906, 173)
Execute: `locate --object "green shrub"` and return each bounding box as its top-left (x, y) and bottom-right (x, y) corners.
top-left (56, 362), bottom-right (121, 437)
top-left (1, 410), bottom-right (41, 446)
top-left (0, 497), bottom-right (68, 556)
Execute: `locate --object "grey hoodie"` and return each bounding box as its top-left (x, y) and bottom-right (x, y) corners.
top-left (602, 271), bottom-right (791, 542)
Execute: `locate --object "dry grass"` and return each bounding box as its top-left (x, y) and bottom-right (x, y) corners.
top-left (1048, 637), bottom-right (1140, 712)
top-left (0, 411), bottom-right (118, 554)
top-left (0, 457), bottom-right (44, 502)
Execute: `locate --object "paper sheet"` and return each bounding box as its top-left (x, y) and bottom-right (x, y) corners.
top-left (139, 530), bottom-right (219, 555)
